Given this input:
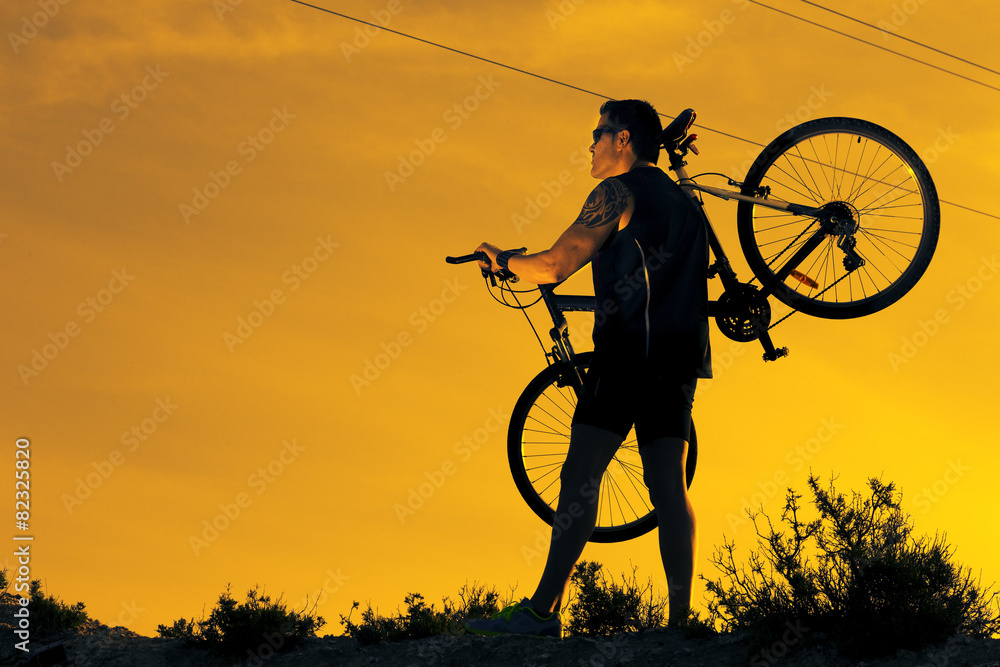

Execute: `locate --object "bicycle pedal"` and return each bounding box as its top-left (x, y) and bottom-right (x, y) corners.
top-left (762, 346), bottom-right (789, 362)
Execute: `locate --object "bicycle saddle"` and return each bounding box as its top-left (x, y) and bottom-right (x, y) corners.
top-left (660, 108), bottom-right (696, 150)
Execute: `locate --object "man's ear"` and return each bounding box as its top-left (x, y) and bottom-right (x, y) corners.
top-left (617, 129), bottom-right (631, 150)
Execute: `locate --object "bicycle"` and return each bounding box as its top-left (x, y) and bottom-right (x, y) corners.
top-left (446, 109), bottom-right (940, 543)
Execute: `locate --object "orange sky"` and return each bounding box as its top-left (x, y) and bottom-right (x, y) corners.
top-left (3, 0), bottom-right (999, 637)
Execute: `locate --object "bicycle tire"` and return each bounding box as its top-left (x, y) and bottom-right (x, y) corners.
top-left (736, 117), bottom-right (940, 319)
top-left (507, 352), bottom-right (697, 543)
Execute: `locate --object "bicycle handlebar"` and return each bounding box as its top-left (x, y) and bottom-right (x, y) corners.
top-left (446, 247), bottom-right (527, 285)
top-left (445, 251), bottom-right (489, 265)
top-left (445, 247), bottom-right (526, 266)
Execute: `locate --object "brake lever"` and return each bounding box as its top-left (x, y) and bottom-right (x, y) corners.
top-left (497, 269), bottom-right (518, 283)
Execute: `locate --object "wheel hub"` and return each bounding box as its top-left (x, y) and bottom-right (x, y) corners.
top-left (821, 201), bottom-right (865, 272)
top-left (821, 201), bottom-right (860, 236)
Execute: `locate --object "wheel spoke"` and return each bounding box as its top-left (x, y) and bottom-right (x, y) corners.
top-left (513, 358), bottom-right (663, 540)
top-left (739, 120), bottom-right (938, 317)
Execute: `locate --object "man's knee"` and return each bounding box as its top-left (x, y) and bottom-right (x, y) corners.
top-left (645, 475), bottom-right (688, 511)
top-left (641, 437), bottom-right (688, 509)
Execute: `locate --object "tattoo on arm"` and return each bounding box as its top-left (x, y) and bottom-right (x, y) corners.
top-left (573, 179), bottom-right (630, 229)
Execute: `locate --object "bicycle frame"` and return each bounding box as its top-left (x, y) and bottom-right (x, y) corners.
top-left (534, 151), bottom-right (864, 369)
top-left (674, 162), bottom-right (856, 299)
top-left (449, 111), bottom-right (938, 544)
top-left (672, 159), bottom-right (798, 361)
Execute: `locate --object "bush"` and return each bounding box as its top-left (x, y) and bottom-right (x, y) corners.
top-left (157, 584), bottom-right (324, 657)
top-left (340, 583), bottom-right (504, 646)
top-left (565, 561), bottom-right (667, 636)
top-left (0, 571), bottom-right (90, 640)
top-left (703, 474), bottom-right (1000, 659)
top-left (340, 565), bottom-right (713, 644)
top-left (26, 579), bottom-right (91, 639)
top-left (566, 560), bottom-right (715, 639)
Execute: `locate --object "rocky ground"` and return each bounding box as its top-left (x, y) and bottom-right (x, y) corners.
top-left (4, 621), bottom-right (999, 667)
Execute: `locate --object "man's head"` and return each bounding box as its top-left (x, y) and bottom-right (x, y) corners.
top-left (589, 99), bottom-right (663, 179)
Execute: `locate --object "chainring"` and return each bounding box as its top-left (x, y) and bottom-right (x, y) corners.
top-left (715, 285), bottom-right (771, 342)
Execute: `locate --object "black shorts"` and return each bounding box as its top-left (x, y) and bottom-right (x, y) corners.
top-left (571, 356), bottom-right (697, 443)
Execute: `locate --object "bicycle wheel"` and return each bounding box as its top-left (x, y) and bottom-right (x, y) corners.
top-left (507, 352), bottom-right (697, 543)
top-left (736, 117), bottom-right (940, 319)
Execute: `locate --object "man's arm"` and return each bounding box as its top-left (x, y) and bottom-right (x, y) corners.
top-left (478, 179), bottom-right (633, 284)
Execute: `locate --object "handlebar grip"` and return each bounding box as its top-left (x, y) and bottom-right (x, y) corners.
top-left (445, 248), bottom-right (526, 265)
top-left (445, 251), bottom-right (488, 264)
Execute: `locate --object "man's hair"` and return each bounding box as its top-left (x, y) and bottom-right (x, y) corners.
top-left (599, 99), bottom-right (663, 164)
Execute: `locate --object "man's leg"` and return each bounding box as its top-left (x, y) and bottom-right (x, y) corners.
top-left (529, 423), bottom-right (623, 615)
top-left (639, 437), bottom-right (696, 625)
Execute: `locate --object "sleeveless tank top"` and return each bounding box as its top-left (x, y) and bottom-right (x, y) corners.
top-left (591, 166), bottom-right (712, 378)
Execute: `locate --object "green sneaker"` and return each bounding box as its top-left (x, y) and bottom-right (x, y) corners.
top-left (464, 598), bottom-right (562, 638)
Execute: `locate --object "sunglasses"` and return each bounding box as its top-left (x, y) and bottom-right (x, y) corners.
top-left (592, 126), bottom-right (621, 144)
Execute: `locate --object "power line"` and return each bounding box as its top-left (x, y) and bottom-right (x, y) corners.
top-left (288, 0), bottom-right (999, 221)
top-left (288, 1), bottom-right (609, 100)
top-left (936, 200), bottom-right (1000, 221)
top-left (287, 0), bottom-right (758, 148)
top-left (795, 0), bottom-right (1000, 77)
top-left (745, 0), bottom-right (1000, 94)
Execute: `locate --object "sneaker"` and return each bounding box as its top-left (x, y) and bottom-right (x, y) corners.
top-left (464, 598), bottom-right (562, 638)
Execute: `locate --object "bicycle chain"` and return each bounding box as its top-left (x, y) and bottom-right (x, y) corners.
top-left (764, 221), bottom-right (818, 272)
top-left (753, 220), bottom-right (815, 331)
top-left (757, 217), bottom-right (857, 331)
top-left (767, 270), bottom-right (853, 330)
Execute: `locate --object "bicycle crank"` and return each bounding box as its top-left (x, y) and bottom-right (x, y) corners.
top-left (714, 284), bottom-right (771, 342)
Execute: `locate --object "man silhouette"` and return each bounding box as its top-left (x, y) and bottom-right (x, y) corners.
top-left (466, 99), bottom-right (711, 637)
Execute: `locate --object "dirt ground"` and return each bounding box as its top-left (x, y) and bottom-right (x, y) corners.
top-left (8, 622), bottom-right (1000, 667)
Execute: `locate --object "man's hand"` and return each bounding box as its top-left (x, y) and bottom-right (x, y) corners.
top-left (475, 242), bottom-right (502, 273)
